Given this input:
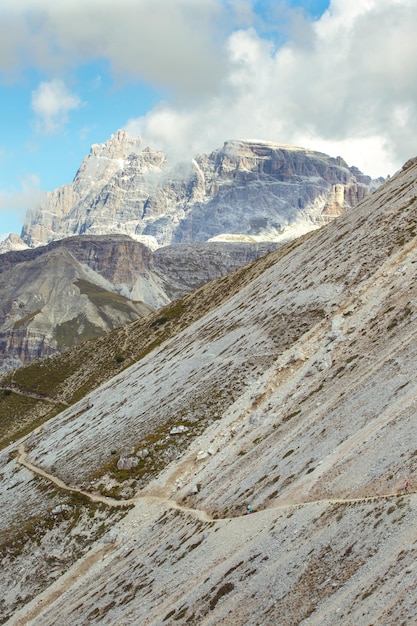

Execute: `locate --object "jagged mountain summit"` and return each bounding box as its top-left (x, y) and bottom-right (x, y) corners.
top-left (1, 157), bottom-right (417, 624)
top-left (2, 130), bottom-right (380, 252)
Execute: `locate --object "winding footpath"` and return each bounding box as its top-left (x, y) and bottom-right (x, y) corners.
top-left (17, 441), bottom-right (406, 523)
top-left (17, 442), bottom-right (212, 522)
top-left (1, 386), bottom-right (69, 406)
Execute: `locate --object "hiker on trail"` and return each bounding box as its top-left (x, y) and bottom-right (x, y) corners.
top-left (404, 481), bottom-right (409, 493)
top-left (246, 505), bottom-right (253, 515)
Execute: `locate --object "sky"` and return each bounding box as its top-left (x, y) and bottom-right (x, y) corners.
top-left (1, 0), bottom-right (417, 239)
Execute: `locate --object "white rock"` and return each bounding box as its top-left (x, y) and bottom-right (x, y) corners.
top-left (170, 425), bottom-right (189, 435)
top-left (51, 504), bottom-right (73, 515)
top-left (117, 456), bottom-right (139, 470)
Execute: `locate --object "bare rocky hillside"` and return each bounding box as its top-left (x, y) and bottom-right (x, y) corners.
top-left (1, 157), bottom-right (417, 625)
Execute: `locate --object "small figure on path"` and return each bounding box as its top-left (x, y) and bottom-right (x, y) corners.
top-left (404, 480), bottom-right (409, 493)
top-left (246, 505), bottom-right (253, 514)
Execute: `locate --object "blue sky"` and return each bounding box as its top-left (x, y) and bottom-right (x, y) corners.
top-left (1, 0), bottom-right (417, 240)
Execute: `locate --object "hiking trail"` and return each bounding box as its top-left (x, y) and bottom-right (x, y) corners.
top-left (16, 441), bottom-right (408, 523)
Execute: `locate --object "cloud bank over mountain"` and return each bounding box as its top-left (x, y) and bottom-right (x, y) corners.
top-left (0, 0), bottom-right (228, 94)
top-left (1, 0), bottom-right (416, 176)
top-left (125, 0), bottom-right (417, 177)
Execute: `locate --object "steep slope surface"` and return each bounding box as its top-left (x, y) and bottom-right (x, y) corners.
top-left (1, 157), bottom-right (417, 624)
top-left (2, 130), bottom-right (378, 251)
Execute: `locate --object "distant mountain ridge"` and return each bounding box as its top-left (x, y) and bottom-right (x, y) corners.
top-left (0, 234), bottom-right (280, 372)
top-left (1, 130), bottom-right (381, 252)
top-left (0, 132), bottom-right (381, 369)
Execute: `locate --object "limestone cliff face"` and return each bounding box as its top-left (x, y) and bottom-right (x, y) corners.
top-left (170, 141), bottom-right (374, 242)
top-left (20, 131), bottom-right (162, 248)
top-left (14, 132), bottom-right (378, 250)
top-left (0, 329), bottom-right (57, 371)
top-left (152, 240), bottom-right (281, 300)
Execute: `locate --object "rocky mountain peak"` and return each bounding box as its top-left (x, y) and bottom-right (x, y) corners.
top-left (0, 232), bottom-right (27, 253)
top-left (88, 129), bottom-right (143, 159)
top-left (1, 133), bottom-right (381, 253)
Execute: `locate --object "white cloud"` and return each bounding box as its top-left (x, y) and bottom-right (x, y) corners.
top-left (31, 79), bottom-right (82, 134)
top-left (126, 0), bottom-right (417, 177)
top-left (0, 0), bottom-right (230, 95)
top-left (0, 174), bottom-right (46, 217)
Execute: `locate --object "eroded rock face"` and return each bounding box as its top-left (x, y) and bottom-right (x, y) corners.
top-left (14, 132), bottom-right (379, 250)
top-left (0, 329), bottom-right (57, 369)
top-left (152, 240), bottom-right (281, 300)
top-left (0, 235), bottom-right (155, 372)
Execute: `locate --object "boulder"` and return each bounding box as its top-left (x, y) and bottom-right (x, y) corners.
top-left (51, 504), bottom-right (73, 515)
top-left (170, 425), bottom-right (189, 435)
top-left (117, 456), bottom-right (139, 470)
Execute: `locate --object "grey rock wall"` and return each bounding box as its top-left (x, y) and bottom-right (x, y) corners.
top-left (14, 132), bottom-right (378, 250)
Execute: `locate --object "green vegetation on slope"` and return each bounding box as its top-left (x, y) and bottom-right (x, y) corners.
top-left (0, 389), bottom-right (66, 449)
top-left (75, 278), bottom-right (143, 312)
top-left (13, 310), bottom-right (41, 330)
top-left (55, 313), bottom-right (104, 348)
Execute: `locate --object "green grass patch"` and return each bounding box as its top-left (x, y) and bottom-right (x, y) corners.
top-left (55, 314), bottom-right (103, 348)
top-left (76, 279), bottom-right (141, 312)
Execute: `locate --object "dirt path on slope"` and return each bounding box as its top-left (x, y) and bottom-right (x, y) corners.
top-left (8, 447), bottom-right (210, 626)
top-left (17, 443), bottom-right (212, 521)
top-left (11, 438), bottom-right (412, 626)
top-left (17, 441), bottom-right (408, 520)
top-left (17, 444), bottom-right (131, 507)
top-left (0, 385), bottom-right (69, 406)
